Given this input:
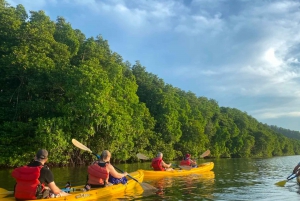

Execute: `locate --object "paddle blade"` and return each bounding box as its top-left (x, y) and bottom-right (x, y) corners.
top-left (72, 139), bottom-right (92, 153)
top-left (275, 180), bottom-right (287, 187)
top-left (140, 182), bottom-right (157, 191)
top-left (137, 153), bottom-right (149, 160)
top-left (200, 150), bottom-right (210, 158)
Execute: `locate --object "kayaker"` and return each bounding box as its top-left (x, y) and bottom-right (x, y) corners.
top-left (11, 149), bottom-right (69, 199)
top-left (292, 162), bottom-right (300, 175)
top-left (151, 152), bottom-right (173, 171)
top-left (180, 154), bottom-right (197, 167)
top-left (86, 150), bottom-right (128, 188)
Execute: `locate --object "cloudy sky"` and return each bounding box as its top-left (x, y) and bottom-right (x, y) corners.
top-left (6, 0), bottom-right (300, 131)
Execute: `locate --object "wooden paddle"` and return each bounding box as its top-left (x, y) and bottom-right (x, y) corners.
top-left (72, 139), bottom-right (156, 191)
top-left (275, 173), bottom-right (297, 187)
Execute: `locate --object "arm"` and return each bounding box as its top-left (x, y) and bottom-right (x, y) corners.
top-left (161, 160), bottom-right (172, 168)
top-left (48, 181), bottom-right (62, 194)
top-left (107, 164), bottom-right (128, 179)
top-left (190, 159), bottom-right (197, 166)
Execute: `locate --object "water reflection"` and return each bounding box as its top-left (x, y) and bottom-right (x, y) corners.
top-left (3, 157), bottom-right (300, 200)
top-left (142, 171), bottom-right (215, 200)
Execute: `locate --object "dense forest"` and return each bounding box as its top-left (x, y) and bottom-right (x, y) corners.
top-left (1, 1), bottom-right (300, 167)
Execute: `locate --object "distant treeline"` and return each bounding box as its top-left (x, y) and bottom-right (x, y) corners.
top-left (1, 1), bottom-right (300, 167)
top-left (269, 125), bottom-right (300, 140)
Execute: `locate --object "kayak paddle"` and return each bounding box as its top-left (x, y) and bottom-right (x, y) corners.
top-left (72, 139), bottom-right (157, 191)
top-left (275, 173), bottom-right (298, 187)
top-left (0, 188), bottom-right (13, 195)
top-left (200, 150), bottom-right (211, 158)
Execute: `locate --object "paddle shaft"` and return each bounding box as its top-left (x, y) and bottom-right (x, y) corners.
top-left (112, 165), bottom-right (140, 183)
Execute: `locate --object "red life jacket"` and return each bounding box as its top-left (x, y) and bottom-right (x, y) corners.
top-left (11, 166), bottom-right (43, 200)
top-left (87, 163), bottom-right (109, 185)
top-left (151, 157), bottom-right (164, 171)
top-left (180, 159), bottom-right (191, 166)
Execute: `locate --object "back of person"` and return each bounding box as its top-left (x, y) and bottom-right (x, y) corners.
top-left (151, 157), bottom-right (165, 171)
top-left (87, 162), bottom-right (109, 187)
top-left (180, 159), bottom-right (191, 166)
top-left (12, 165), bottom-right (44, 200)
top-left (11, 149), bottom-right (67, 199)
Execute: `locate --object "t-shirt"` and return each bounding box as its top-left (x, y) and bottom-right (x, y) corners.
top-left (27, 161), bottom-right (54, 184)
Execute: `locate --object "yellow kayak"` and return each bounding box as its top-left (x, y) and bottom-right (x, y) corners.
top-left (1, 170), bottom-right (144, 201)
top-left (143, 162), bottom-right (214, 178)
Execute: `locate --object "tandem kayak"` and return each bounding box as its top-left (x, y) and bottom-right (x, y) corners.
top-left (0, 170), bottom-right (144, 201)
top-left (143, 162), bottom-right (214, 178)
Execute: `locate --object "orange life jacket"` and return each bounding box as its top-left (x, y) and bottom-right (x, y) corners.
top-left (11, 166), bottom-right (43, 200)
top-left (87, 163), bottom-right (109, 185)
top-left (151, 157), bottom-right (164, 171)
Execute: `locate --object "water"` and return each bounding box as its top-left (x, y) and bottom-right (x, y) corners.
top-left (1, 156), bottom-right (300, 200)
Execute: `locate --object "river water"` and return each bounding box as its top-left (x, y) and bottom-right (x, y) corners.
top-left (1, 155), bottom-right (300, 200)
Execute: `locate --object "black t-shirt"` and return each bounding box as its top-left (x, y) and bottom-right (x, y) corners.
top-left (27, 161), bottom-right (54, 184)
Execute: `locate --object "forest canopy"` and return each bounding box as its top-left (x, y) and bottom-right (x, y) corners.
top-left (1, 0), bottom-right (300, 167)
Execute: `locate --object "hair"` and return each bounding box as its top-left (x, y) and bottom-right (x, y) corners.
top-left (101, 150), bottom-right (111, 162)
top-left (157, 152), bottom-right (163, 157)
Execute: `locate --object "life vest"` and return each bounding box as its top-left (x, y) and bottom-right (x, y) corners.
top-left (11, 166), bottom-right (43, 200)
top-left (180, 159), bottom-right (191, 166)
top-left (151, 157), bottom-right (164, 171)
top-left (87, 163), bottom-right (109, 185)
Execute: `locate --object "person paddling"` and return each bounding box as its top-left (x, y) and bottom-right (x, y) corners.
top-left (151, 152), bottom-right (173, 171)
top-left (11, 149), bottom-right (69, 199)
top-left (180, 154), bottom-right (197, 167)
top-left (86, 150), bottom-right (128, 189)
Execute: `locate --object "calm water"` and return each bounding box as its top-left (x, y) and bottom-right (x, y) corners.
top-left (1, 156), bottom-right (300, 200)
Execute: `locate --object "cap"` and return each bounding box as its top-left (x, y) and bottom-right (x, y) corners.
top-left (36, 149), bottom-right (48, 159)
top-left (185, 154), bottom-right (191, 159)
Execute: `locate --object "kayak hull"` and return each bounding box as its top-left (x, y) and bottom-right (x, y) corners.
top-left (1, 170), bottom-right (144, 201)
top-left (143, 162), bottom-right (214, 178)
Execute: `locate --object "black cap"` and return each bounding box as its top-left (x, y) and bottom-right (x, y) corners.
top-left (36, 149), bottom-right (48, 159)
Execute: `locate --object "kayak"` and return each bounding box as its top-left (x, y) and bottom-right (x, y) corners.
top-left (0, 170), bottom-right (144, 201)
top-left (143, 162), bottom-right (214, 178)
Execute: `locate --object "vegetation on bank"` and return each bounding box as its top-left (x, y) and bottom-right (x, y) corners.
top-left (1, 0), bottom-right (300, 167)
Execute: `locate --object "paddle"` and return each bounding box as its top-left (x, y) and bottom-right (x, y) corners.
top-left (199, 150), bottom-right (211, 158)
top-left (275, 173), bottom-right (298, 187)
top-left (0, 188), bottom-right (13, 195)
top-left (71, 139), bottom-right (156, 191)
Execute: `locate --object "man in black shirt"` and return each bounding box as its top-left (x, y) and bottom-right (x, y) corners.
top-left (13, 149), bottom-right (69, 199)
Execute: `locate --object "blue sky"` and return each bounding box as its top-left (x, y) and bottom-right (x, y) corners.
top-left (7, 0), bottom-right (300, 131)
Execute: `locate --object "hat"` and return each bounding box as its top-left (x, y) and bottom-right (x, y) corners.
top-left (36, 149), bottom-right (48, 159)
top-left (185, 154), bottom-right (191, 159)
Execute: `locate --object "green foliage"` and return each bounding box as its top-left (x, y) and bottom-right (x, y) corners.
top-left (1, 1), bottom-right (300, 167)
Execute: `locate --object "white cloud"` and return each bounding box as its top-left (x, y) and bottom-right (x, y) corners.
top-left (5, 0), bottom-right (300, 130)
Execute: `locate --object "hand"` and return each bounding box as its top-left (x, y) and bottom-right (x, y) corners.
top-left (123, 172), bottom-right (128, 176)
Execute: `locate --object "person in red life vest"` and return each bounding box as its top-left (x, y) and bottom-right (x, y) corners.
top-left (180, 154), bottom-right (197, 167)
top-left (86, 150), bottom-right (128, 189)
top-left (11, 149), bottom-right (69, 200)
top-left (151, 152), bottom-right (173, 171)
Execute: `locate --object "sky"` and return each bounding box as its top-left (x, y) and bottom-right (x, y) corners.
top-left (6, 0), bottom-right (300, 131)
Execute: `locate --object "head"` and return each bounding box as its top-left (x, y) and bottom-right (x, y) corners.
top-left (36, 149), bottom-right (48, 163)
top-left (157, 152), bottom-right (163, 158)
top-left (185, 154), bottom-right (191, 160)
top-left (101, 150), bottom-right (111, 162)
